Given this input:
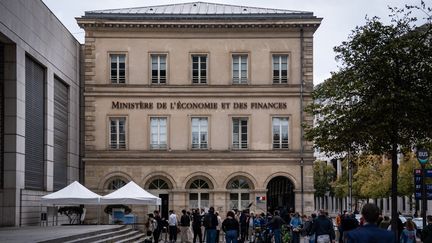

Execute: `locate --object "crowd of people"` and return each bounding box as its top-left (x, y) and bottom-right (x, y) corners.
top-left (144, 204), bottom-right (432, 243)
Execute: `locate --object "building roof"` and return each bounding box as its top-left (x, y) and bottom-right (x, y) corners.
top-left (82, 1), bottom-right (316, 20)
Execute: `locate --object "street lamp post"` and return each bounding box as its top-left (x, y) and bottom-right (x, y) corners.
top-left (301, 157), bottom-right (304, 215)
top-left (348, 158), bottom-right (353, 212)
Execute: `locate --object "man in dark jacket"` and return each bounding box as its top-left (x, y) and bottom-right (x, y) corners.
top-left (269, 210), bottom-right (286, 243)
top-left (153, 210), bottom-right (164, 243)
top-left (204, 207), bottom-right (218, 243)
top-left (422, 215), bottom-right (432, 243)
top-left (310, 210), bottom-right (335, 243)
top-left (340, 212), bottom-right (358, 242)
top-left (180, 209), bottom-right (191, 243)
top-left (239, 210), bottom-right (249, 243)
top-left (192, 209), bottom-right (203, 243)
top-left (344, 204), bottom-right (394, 243)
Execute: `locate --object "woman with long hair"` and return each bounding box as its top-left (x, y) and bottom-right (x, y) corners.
top-left (400, 218), bottom-right (416, 243)
top-left (222, 211), bottom-right (240, 243)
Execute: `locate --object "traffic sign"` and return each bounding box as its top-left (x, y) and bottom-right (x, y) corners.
top-left (414, 169), bottom-right (432, 177)
top-left (417, 148), bottom-right (430, 164)
top-left (415, 184), bottom-right (432, 191)
top-left (415, 192), bottom-right (432, 200)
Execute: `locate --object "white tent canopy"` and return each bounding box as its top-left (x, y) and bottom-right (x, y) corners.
top-left (41, 181), bottom-right (101, 205)
top-left (100, 181), bottom-right (161, 205)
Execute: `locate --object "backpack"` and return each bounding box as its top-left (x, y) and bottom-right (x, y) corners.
top-left (181, 214), bottom-right (191, 226)
top-left (203, 214), bottom-right (213, 228)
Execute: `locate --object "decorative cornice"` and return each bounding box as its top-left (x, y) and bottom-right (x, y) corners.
top-left (77, 22), bottom-right (320, 30)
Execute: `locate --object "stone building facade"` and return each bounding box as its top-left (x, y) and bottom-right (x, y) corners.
top-left (77, 2), bottom-right (321, 220)
top-left (0, 0), bottom-right (82, 226)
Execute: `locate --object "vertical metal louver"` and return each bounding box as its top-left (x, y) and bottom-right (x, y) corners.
top-left (25, 56), bottom-right (45, 190)
top-left (53, 77), bottom-right (68, 190)
top-left (0, 44), bottom-right (4, 188)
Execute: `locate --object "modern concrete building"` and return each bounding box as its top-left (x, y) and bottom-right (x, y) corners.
top-left (0, 0), bottom-right (82, 226)
top-left (77, 2), bottom-right (321, 221)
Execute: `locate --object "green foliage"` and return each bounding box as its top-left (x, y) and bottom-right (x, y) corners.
top-left (305, 4), bottom-right (432, 156)
top-left (313, 161), bottom-right (336, 197)
top-left (354, 155), bottom-right (391, 199)
top-left (332, 159), bottom-right (349, 198)
top-left (331, 153), bottom-right (421, 199)
top-left (104, 204), bottom-right (132, 215)
top-left (398, 152), bottom-right (420, 196)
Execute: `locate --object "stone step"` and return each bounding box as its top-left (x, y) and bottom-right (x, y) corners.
top-left (116, 233), bottom-right (147, 243)
top-left (90, 230), bottom-right (141, 243)
top-left (39, 225), bottom-right (127, 243)
top-left (64, 227), bottom-right (133, 243)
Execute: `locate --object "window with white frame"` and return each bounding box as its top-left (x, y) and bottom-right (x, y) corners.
top-left (110, 54), bottom-right (126, 84)
top-left (232, 54), bottom-right (248, 84)
top-left (232, 118), bottom-right (248, 149)
top-left (191, 117), bottom-right (208, 149)
top-left (189, 179), bottom-right (210, 209)
top-left (107, 178), bottom-right (127, 190)
top-left (148, 178), bottom-right (170, 190)
top-left (150, 117), bottom-right (167, 149)
top-left (151, 54), bottom-right (167, 84)
top-left (272, 117), bottom-right (289, 149)
top-left (192, 55), bottom-right (207, 84)
top-left (272, 54), bottom-right (288, 84)
top-left (227, 178), bottom-right (250, 210)
top-left (109, 117), bottom-right (126, 149)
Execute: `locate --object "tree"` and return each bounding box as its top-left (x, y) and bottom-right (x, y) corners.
top-left (313, 161), bottom-right (336, 197)
top-left (306, 3), bottom-right (432, 236)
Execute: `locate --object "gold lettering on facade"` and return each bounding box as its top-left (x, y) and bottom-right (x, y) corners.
top-left (111, 101), bottom-right (287, 110)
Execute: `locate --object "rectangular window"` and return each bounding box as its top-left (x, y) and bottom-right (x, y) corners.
top-left (272, 55), bottom-right (288, 84)
top-left (272, 117), bottom-right (289, 149)
top-left (150, 117), bottom-right (167, 149)
top-left (192, 55), bottom-right (207, 84)
top-left (232, 54), bottom-right (248, 84)
top-left (110, 54), bottom-right (126, 84)
top-left (232, 118), bottom-right (248, 149)
top-left (191, 117), bottom-right (208, 149)
top-left (151, 54), bottom-right (167, 84)
top-left (109, 117), bottom-right (126, 149)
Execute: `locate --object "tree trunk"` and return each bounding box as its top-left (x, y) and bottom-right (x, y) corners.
top-left (391, 142), bottom-right (399, 239)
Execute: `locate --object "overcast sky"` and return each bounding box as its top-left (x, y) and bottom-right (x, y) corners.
top-left (42, 0), bottom-right (426, 84)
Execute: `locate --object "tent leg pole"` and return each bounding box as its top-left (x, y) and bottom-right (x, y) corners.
top-left (98, 205), bottom-right (100, 225)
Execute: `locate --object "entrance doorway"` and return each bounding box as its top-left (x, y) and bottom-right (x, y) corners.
top-left (159, 194), bottom-right (169, 220)
top-left (266, 176), bottom-right (295, 213)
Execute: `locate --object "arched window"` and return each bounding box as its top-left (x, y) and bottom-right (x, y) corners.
top-left (188, 178), bottom-right (211, 209)
top-left (190, 179), bottom-right (210, 189)
top-left (149, 178), bottom-right (169, 190)
top-left (227, 178), bottom-right (251, 210)
top-left (107, 178), bottom-right (127, 190)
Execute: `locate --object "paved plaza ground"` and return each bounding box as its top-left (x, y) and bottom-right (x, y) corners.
top-left (0, 225), bottom-right (122, 243)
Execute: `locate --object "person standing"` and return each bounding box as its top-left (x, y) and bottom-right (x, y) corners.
top-left (147, 213), bottom-right (158, 236)
top-left (180, 209), bottom-right (192, 243)
top-left (153, 210), bottom-right (163, 243)
top-left (204, 207), bottom-right (218, 243)
top-left (247, 212), bottom-right (255, 242)
top-left (222, 211), bottom-right (240, 243)
top-left (340, 212), bottom-right (358, 242)
top-left (192, 209), bottom-right (203, 243)
top-left (215, 211), bottom-right (222, 243)
top-left (290, 213), bottom-right (302, 243)
top-left (378, 216), bottom-right (390, 229)
top-left (310, 210), bottom-right (335, 243)
top-left (421, 215), bottom-right (432, 243)
top-left (169, 210), bottom-right (178, 243)
top-left (269, 210), bottom-right (287, 243)
top-left (239, 210), bottom-right (248, 243)
top-left (400, 218), bottom-right (416, 243)
top-left (344, 204), bottom-right (394, 243)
